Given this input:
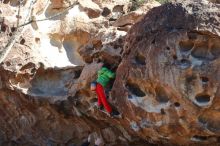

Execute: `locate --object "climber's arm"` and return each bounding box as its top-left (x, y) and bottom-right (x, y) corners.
top-left (106, 70), bottom-right (115, 79)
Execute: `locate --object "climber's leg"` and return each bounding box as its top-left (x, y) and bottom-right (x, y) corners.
top-left (97, 92), bottom-right (102, 107)
top-left (95, 84), bottom-right (103, 107)
top-left (96, 83), bottom-right (112, 113)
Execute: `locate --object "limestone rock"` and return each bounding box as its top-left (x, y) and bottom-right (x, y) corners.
top-left (78, 27), bottom-right (126, 65)
top-left (113, 11), bottom-right (144, 27)
top-left (113, 0), bottom-right (161, 31)
top-left (111, 0), bottom-right (220, 145)
top-left (79, 0), bottom-right (102, 18)
top-left (1, 0), bottom-right (220, 145)
top-left (208, 0), bottom-right (220, 3)
top-left (33, 0), bottom-right (49, 15)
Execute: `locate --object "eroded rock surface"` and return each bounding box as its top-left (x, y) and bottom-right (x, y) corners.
top-left (0, 0), bottom-right (161, 145)
top-left (111, 0), bottom-right (220, 145)
top-left (0, 0), bottom-right (220, 145)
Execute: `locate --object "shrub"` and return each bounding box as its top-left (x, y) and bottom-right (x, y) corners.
top-left (155, 0), bottom-right (171, 4)
top-left (130, 0), bottom-right (146, 11)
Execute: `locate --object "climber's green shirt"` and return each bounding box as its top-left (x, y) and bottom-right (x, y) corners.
top-left (96, 67), bottom-right (115, 87)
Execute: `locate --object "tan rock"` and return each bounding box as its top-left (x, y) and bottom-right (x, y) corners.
top-left (113, 0), bottom-right (160, 29)
top-left (79, 0), bottom-right (102, 18)
top-left (208, 0), bottom-right (220, 3)
top-left (2, 0), bottom-right (220, 145)
top-left (33, 0), bottom-right (49, 15)
top-left (113, 11), bottom-right (144, 27)
top-left (112, 0), bottom-right (220, 145)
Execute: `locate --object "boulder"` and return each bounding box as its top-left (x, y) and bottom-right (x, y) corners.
top-left (113, 11), bottom-right (144, 27)
top-left (111, 0), bottom-right (220, 145)
top-left (2, 0), bottom-right (220, 145)
top-left (208, 0), bottom-right (220, 3)
top-left (113, 0), bottom-right (161, 30)
top-left (79, 0), bottom-right (102, 18)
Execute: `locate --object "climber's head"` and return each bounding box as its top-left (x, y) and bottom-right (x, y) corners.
top-left (90, 81), bottom-right (97, 91)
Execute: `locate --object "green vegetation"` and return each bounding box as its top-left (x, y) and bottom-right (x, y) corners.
top-left (155, 0), bottom-right (171, 4)
top-left (130, 0), bottom-right (145, 11)
top-left (130, 0), bottom-right (171, 11)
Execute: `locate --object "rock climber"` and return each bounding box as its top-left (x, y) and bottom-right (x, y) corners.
top-left (90, 66), bottom-right (118, 117)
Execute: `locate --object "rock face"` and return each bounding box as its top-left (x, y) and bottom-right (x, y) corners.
top-left (0, 0), bottom-right (220, 145)
top-left (0, 0), bottom-right (160, 145)
top-left (111, 0), bottom-right (220, 145)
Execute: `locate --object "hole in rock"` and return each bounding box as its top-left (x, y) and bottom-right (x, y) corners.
top-left (195, 94), bottom-right (211, 103)
top-left (112, 5), bottom-right (124, 13)
top-left (109, 17), bottom-right (117, 21)
top-left (161, 108), bottom-right (166, 115)
top-left (179, 41), bottom-right (194, 52)
top-left (5, 61), bottom-right (11, 66)
top-left (173, 55), bottom-right (177, 60)
top-left (200, 76), bottom-right (209, 83)
top-left (20, 38), bottom-right (25, 45)
top-left (151, 38), bottom-right (156, 44)
top-left (67, 95), bottom-right (79, 105)
top-left (126, 82), bottom-right (146, 97)
top-left (135, 52), bottom-right (146, 65)
top-left (185, 75), bottom-right (197, 83)
top-left (10, 0), bottom-right (22, 6)
top-left (3, 0), bottom-right (10, 4)
top-left (16, 15), bottom-right (22, 19)
top-left (35, 37), bottom-right (40, 43)
top-left (102, 7), bottom-right (111, 17)
top-left (181, 59), bottom-right (187, 63)
top-left (210, 39), bottom-right (220, 58)
top-left (118, 38), bottom-right (123, 44)
top-left (89, 98), bottom-right (97, 103)
top-left (174, 102), bottom-right (180, 107)
top-left (1, 24), bottom-right (6, 32)
top-left (11, 26), bottom-right (16, 32)
top-left (113, 45), bottom-right (118, 49)
top-left (176, 59), bottom-right (191, 69)
top-left (155, 86), bottom-right (169, 103)
top-left (9, 33), bottom-right (12, 36)
top-left (74, 68), bottom-right (82, 79)
top-left (192, 135), bottom-right (208, 141)
top-left (31, 68), bottom-right (36, 74)
top-left (191, 42), bottom-right (212, 60)
top-left (20, 62), bottom-right (35, 71)
top-left (166, 47), bottom-right (170, 50)
top-left (55, 100), bottom-right (72, 116)
top-left (187, 32), bottom-right (197, 40)
top-left (67, 96), bottom-right (74, 101)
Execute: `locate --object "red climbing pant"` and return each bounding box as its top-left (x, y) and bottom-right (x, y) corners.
top-left (95, 83), bottom-right (112, 113)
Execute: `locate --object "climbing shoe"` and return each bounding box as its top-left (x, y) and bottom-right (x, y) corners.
top-left (109, 110), bottom-right (120, 118)
top-left (98, 105), bottom-right (104, 111)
